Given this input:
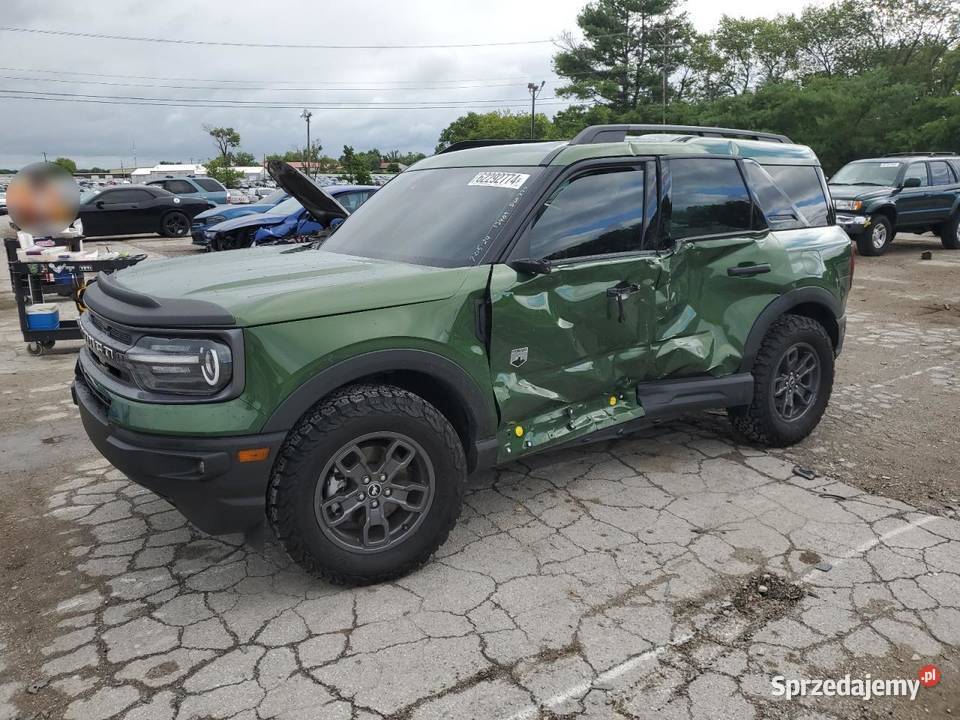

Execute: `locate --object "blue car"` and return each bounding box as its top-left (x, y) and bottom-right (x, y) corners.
top-left (204, 183), bottom-right (377, 251)
top-left (191, 189), bottom-right (289, 246)
top-left (145, 176), bottom-right (228, 205)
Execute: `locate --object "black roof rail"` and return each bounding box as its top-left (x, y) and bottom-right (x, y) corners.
top-left (437, 139), bottom-right (553, 154)
top-left (881, 151), bottom-right (957, 157)
top-left (569, 124), bottom-right (792, 146)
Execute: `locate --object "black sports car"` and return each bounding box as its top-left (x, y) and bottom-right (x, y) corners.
top-left (78, 185), bottom-right (214, 238)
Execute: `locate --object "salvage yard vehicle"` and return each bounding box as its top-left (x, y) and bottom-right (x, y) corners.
top-left (829, 152), bottom-right (960, 255)
top-left (190, 189), bottom-right (289, 247)
top-left (78, 185), bottom-right (214, 238)
top-left (73, 128), bottom-right (853, 585)
top-left (145, 176), bottom-right (228, 205)
top-left (203, 172), bottom-right (376, 250)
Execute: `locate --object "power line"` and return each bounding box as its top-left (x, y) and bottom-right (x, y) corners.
top-left (0, 65), bottom-right (558, 87)
top-left (0, 26), bottom-right (624, 50)
top-left (0, 91), bottom-right (573, 111)
top-left (0, 73), bottom-right (556, 93)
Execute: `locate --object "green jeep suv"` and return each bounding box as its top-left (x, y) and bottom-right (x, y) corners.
top-left (829, 153), bottom-right (960, 255)
top-left (73, 125), bottom-right (853, 585)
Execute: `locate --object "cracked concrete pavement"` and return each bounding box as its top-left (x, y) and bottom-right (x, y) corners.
top-left (1, 235), bottom-right (958, 719)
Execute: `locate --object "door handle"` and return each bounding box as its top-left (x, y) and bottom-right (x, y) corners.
top-left (727, 263), bottom-right (771, 277)
top-left (606, 283), bottom-right (641, 322)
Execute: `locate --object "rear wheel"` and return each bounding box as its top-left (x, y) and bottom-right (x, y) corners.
top-left (729, 315), bottom-right (834, 447)
top-left (940, 214), bottom-right (960, 250)
top-left (160, 211), bottom-right (190, 238)
top-left (267, 384), bottom-right (466, 586)
top-left (856, 214), bottom-right (893, 256)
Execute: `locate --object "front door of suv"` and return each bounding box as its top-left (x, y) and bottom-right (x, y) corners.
top-left (489, 161), bottom-right (662, 457)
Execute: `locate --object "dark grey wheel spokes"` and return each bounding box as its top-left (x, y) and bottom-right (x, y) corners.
top-left (165, 213), bottom-right (188, 236)
top-left (315, 432), bottom-right (435, 553)
top-left (773, 342), bottom-right (821, 422)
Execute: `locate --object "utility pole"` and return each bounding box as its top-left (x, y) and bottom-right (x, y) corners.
top-left (42, 151), bottom-right (48, 162)
top-left (527, 81), bottom-right (545, 139)
top-left (300, 108), bottom-right (313, 176)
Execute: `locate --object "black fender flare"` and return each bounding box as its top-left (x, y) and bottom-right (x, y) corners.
top-left (261, 348), bottom-right (498, 449)
top-left (738, 287), bottom-right (843, 374)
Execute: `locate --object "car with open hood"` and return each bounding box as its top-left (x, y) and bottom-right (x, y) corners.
top-left (190, 189), bottom-right (289, 247)
top-left (829, 153), bottom-right (960, 255)
top-left (202, 166), bottom-right (376, 250)
top-left (73, 125), bottom-right (852, 586)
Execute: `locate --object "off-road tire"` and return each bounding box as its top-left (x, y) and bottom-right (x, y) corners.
top-left (159, 211), bottom-right (190, 238)
top-left (939, 214), bottom-right (960, 250)
top-left (728, 315), bottom-right (834, 447)
top-left (856, 214), bottom-right (893, 256)
top-left (267, 384), bottom-right (466, 586)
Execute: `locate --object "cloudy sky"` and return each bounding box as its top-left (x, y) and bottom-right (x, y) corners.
top-left (0, 0), bottom-right (823, 170)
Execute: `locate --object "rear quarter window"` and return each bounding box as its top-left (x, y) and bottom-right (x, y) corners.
top-left (195, 178), bottom-right (225, 192)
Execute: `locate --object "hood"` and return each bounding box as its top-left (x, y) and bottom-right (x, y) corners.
top-left (267, 160), bottom-right (349, 224)
top-left (109, 247), bottom-right (470, 326)
top-left (828, 184), bottom-right (894, 201)
top-left (196, 203), bottom-right (273, 221)
top-left (207, 210), bottom-right (290, 233)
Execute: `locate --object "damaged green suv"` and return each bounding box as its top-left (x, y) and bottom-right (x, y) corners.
top-left (73, 125), bottom-right (853, 585)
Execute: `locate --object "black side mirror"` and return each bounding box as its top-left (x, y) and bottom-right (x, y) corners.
top-left (902, 177), bottom-right (922, 188)
top-left (508, 258), bottom-right (552, 275)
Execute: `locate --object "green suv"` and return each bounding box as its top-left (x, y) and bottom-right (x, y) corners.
top-left (73, 125), bottom-right (853, 585)
top-left (829, 153), bottom-right (960, 255)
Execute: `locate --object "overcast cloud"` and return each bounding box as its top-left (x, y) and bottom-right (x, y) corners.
top-left (0, 0), bottom-right (824, 170)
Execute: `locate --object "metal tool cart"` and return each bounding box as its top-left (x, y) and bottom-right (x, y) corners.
top-left (5, 238), bottom-right (146, 355)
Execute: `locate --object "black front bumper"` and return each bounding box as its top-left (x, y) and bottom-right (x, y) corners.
top-left (72, 373), bottom-right (286, 535)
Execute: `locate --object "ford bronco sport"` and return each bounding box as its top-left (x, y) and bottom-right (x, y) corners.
top-left (73, 125), bottom-right (853, 585)
top-left (829, 152), bottom-right (960, 256)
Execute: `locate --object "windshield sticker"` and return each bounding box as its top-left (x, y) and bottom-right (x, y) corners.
top-left (880, 162), bottom-right (900, 167)
top-left (469, 172), bottom-right (530, 190)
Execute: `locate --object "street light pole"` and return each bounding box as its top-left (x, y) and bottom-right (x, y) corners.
top-left (527, 81), bottom-right (545, 139)
top-left (300, 108), bottom-right (313, 176)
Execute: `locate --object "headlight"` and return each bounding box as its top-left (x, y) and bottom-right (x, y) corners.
top-left (126, 336), bottom-right (232, 395)
top-left (206, 215), bottom-right (226, 225)
top-left (834, 199), bottom-right (862, 211)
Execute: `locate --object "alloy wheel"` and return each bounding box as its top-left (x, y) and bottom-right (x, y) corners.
top-left (772, 342), bottom-right (821, 422)
top-left (871, 223), bottom-right (887, 250)
top-left (314, 432), bottom-right (436, 553)
top-left (164, 213), bottom-right (188, 236)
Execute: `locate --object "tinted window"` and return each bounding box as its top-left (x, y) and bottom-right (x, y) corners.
top-left (743, 162), bottom-right (804, 230)
top-left (930, 161), bottom-right (956, 186)
top-left (668, 159), bottom-right (752, 240)
top-left (527, 169), bottom-right (644, 261)
top-left (903, 163), bottom-right (929, 187)
top-left (101, 189), bottom-right (151, 203)
top-left (336, 191), bottom-right (367, 213)
top-left (195, 178), bottom-right (225, 192)
top-left (764, 165), bottom-right (829, 227)
top-left (164, 179), bottom-right (196, 194)
top-left (323, 167), bottom-right (544, 267)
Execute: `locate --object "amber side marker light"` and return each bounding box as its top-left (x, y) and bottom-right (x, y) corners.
top-left (237, 448), bottom-right (270, 463)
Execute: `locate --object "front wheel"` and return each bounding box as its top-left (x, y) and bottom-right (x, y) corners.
top-left (728, 315), bottom-right (834, 447)
top-left (160, 211), bottom-right (190, 238)
top-left (939, 214), bottom-right (960, 250)
top-left (267, 384), bottom-right (466, 586)
top-left (856, 214), bottom-right (893, 256)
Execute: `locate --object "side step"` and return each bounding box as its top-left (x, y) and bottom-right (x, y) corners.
top-left (635, 373), bottom-right (754, 421)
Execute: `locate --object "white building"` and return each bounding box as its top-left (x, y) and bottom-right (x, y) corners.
top-left (130, 164), bottom-right (208, 181)
top-left (232, 166), bottom-right (267, 184)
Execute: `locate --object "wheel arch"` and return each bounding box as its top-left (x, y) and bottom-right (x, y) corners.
top-left (870, 203), bottom-right (897, 226)
top-left (261, 349), bottom-right (499, 473)
top-left (738, 288), bottom-right (843, 374)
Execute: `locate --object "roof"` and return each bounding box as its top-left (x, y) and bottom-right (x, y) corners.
top-left (416, 135), bottom-right (819, 170)
top-left (326, 185), bottom-right (378, 194)
top-left (131, 164), bottom-right (208, 175)
top-left (851, 155), bottom-right (958, 162)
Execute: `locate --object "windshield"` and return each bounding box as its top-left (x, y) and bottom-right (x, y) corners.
top-left (262, 189), bottom-right (286, 205)
top-left (266, 197), bottom-right (303, 216)
top-left (323, 167), bottom-right (542, 266)
top-left (830, 161), bottom-right (902, 186)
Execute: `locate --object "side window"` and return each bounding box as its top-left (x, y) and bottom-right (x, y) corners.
top-left (164, 179), bottom-right (196, 194)
top-left (103, 189), bottom-right (151, 203)
top-left (668, 158), bottom-right (753, 240)
top-left (764, 165), bottom-right (829, 227)
top-left (929, 161), bottom-right (956, 186)
top-left (903, 163), bottom-right (929, 187)
top-left (526, 168), bottom-right (644, 262)
top-left (742, 162), bottom-right (804, 230)
top-left (337, 192), bottom-right (363, 212)
top-left (194, 178), bottom-right (225, 192)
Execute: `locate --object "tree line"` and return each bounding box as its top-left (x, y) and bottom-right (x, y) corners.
top-left (437, 0), bottom-right (960, 172)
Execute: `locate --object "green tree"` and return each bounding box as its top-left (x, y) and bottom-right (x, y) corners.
top-left (435, 110), bottom-right (554, 152)
top-left (53, 157), bottom-right (76, 174)
top-left (232, 151), bottom-right (256, 166)
top-left (205, 126), bottom-right (241, 164)
top-left (205, 156), bottom-right (242, 188)
top-left (338, 146), bottom-right (373, 185)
